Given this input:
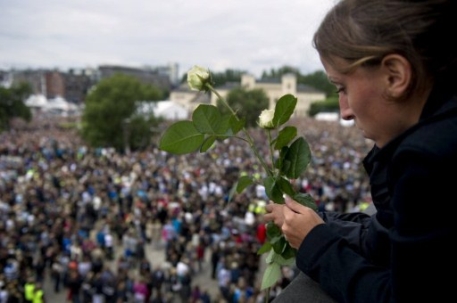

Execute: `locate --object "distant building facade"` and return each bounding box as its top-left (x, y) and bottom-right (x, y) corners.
top-left (4, 63), bottom-right (179, 105)
top-left (45, 70), bottom-right (65, 99)
top-left (9, 68), bottom-right (95, 104)
top-left (98, 65), bottom-right (173, 91)
top-left (63, 69), bottom-right (95, 104)
top-left (0, 70), bottom-right (9, 87)
top-left (169, 83), bottom-right (212, 112)
top-left (152, 62), bottom-right (180, 86)
top-left (169, 73), bottom-right (326, 117)
top-left (11, 69), bottom-right (46, 95)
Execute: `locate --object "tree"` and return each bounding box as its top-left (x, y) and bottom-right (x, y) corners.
top-left (218, 87), bottom-right (269, 128)
top-left (261, 65), bottom-right (300, 79)
top-left (308, 96), bottom-right (339, 117)
top-left (80, 74), bottom-right (163, 152)
top-left (180, 68), bottom-right (247, 88)
top-left (299, 70), bottom-right (336, 98)
top-left (211, 69), bottom-right (246, 87)
top-left (0, 82), bottom-right (32, 131)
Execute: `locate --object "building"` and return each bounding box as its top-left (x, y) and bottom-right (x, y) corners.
top-left (45, 70), bottom-right (65, 99)
top-left (98, 65), bottom-right (173, 92)
top-left (151, 62), bottom-right (180, 87)
top-left (9, 68), bottom-right (94, 105)
top-left (169, 73), bottom-right (326, 117)
top-left (0, 70), bottom-right (11, 88)
top-left (6, 63), bottom-right (175, 105)
top-left (11, 69), bottom-right (46, 95)
top-left (169, 83), bottom-right (212, 112)
top-left (63, 68), bottom-right (95, 104)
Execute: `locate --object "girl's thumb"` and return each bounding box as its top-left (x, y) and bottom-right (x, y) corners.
top-left (284, 195), bottom-right (300, 211)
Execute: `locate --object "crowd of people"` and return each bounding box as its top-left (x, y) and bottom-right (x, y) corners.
top-left (0, 115), bottom-right (373, 303)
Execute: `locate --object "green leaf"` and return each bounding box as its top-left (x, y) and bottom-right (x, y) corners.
top-left (272, 250), bottom-right (296, 266)
top-left (272, 235), bottom-right (288, 254)
top-left (229, 115), bottom-right (245, 135)
top-left (272, 94), bottom-right (297, 127)
top-left (264, 176), bottom-right (275, 200)
top-left (266, 222), bottom-right (282, 240)
top-left (281, 159), bottom-right (291, 176)
top-left (292, 192), bottom-right (317, 211)
top-left (281, 244), bottom-right (298, 260)
top-left (277, 177), bottom-right (295, 197)
top-left (192, 104), bottom-right (222, 134)
top-left (261, 263), bottom-right (282, 290)
top-left (273, 126), bottom-right (297, 150)
top-left (257, 242), bottom-right (272, 255)
top-left (264, 177), bottom-right (285, 204)
top-left (236, 175), bottom-right (254, 193)
top-left (274, 146), bottom-right (288, 170)
top-left (215, 114), bottom-right (233, 140)
top-left (226, 183), bottom-right (237, 203)
top-left (265, 249), bottom-right (275, 264)
top-left (200, 136), bottom-right (216, 152)
top-left (282, 137), bottom-right (311, 179)
top-left (158, 121), bottom-right (204, 154)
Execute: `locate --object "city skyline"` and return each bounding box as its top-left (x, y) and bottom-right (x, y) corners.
top-left (0, 0), bottom-right (336, 78)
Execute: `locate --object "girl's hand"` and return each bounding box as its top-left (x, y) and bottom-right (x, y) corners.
top-left (281, 196), bottom-right (325, 249)
top-left (264, 202), bottom-right (285, 227)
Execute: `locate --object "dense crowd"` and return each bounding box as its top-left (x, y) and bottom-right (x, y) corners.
top-left (0, 116), bottom-right (373, 303)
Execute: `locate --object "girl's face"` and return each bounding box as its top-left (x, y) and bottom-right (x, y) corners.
top-left (322, 56), bottom-right (421, 148)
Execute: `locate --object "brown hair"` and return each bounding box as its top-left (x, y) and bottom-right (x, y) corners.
top-left (313, 0), bottom-right (457, 99)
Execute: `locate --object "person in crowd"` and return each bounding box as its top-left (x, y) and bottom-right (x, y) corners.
top-left (132, 276), bottom-right (148, 303)
top-left (31, 283), bottom-right (45, 303)
top-left (65, 269), bottom-right (83, 303)
top-left (23, 277), bottom-right (35, 303)
top-left (264, 0), bottom-right (457, 302)
top-left (50, 258), bottom-right (63, 293)
top-left (113, 280), bottom-right (129, 303)
top-left (149, 264), bottom-right (166, 299)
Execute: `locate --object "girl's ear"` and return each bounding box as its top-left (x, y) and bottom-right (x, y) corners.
top-left (381, 54), bottom-right (411, 99)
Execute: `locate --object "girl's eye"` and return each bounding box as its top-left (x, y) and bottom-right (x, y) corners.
top-left (335, 87), bottom-right (345, 94)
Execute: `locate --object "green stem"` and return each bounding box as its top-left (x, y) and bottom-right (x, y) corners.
top-left (265, 286), bottom-right (270, 303)
top-left (267, 130), bottom-right (275, 176)
top-left (232, 136), bottom-right (250, 144)
top-left (206, 84), bottom-right (273, 177)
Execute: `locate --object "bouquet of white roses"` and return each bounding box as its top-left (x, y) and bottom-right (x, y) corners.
top-left (159, 65), bottom-right (316, 290)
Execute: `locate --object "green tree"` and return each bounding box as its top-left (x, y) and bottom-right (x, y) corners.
top-left (217, 87), bottom-right (269, 128)
top-left (181, 68), bottom-right (246, 88)
top-left (211, 69), bottom-right (246, 87)
top-left (261, 65), bottom-right (300, 79)
top-left (308, 96), bottom-right (339, 116)
top-left (299, 70), bottom-right (336, 98)
top-left (81, 74), bottom-right (163, 152)
top-left (0, 82), bottom-right (32, 131)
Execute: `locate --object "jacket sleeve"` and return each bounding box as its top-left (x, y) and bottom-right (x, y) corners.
top-left (318, 211), bottom-right (373, 254)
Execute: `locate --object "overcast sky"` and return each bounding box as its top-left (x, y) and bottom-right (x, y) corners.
top-left (0, 0), bottom-right (337, 78)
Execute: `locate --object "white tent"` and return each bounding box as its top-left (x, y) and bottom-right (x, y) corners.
top-left (25, 94), bottom-right (48, 108)
top-left (137, 100), bottom-right (189, 120)
top-left (25, 94), bottom-right (80, 116)
top-left (45, 96), bottom-right (78, 112)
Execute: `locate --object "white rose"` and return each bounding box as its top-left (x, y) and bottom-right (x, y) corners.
top-left (187, 65), bottom-right (210, 91)
top-left (258, 109), bottom-right (275, 129)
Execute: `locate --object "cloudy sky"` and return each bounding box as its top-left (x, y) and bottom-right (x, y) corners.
top-left (0, 0), bottom-right (337, 78)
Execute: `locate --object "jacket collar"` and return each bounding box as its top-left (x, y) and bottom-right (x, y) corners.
top-left (364, 88), bottom-right (457, 166)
